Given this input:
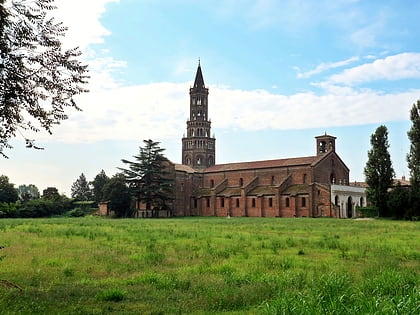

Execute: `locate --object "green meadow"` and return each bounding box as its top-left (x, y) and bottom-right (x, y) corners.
top-left (0, 217), bottom-right (419, 314)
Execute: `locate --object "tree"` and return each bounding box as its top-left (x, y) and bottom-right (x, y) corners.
top-left (406, 99), bottom-right (420, 218)
top-left (90, 170), bottom-right (109, 204)
top-left (119, 139), bottom-right (174, 217)
top-left (102, 173), bottom-right (132, 218)
top-left (17, 184), bottom-right (40, 202)
top-left (0, 0), bottom-right (88, 157)
top-left (71, 173), bottom-right (92, 201)
top-left (364, 125), bottom-right (395, 216)
top-left (0, 175), bottom-right (18, 203)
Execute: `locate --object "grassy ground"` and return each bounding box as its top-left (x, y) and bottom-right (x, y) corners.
top-left (0, 217), bottom-right (419, 314)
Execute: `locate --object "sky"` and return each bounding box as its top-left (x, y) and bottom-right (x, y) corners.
top-left (2, 0), bottom-right (420, 195)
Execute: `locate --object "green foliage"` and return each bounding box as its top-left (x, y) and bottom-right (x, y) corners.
top-left (407, 100), bottom-right (420, 191)
top-left (0, 175), bottom-right (18, 203)
top-left (102, 174), bottom-right (132, 217)
top-left (356, 206), bottom-right (378, 218)
top-left (16, 184), bottom-right (40, 202)
top-left (71, 173), bottom-right (92, 201)
top-left (119, 139), bottom-right (174, 216)
top-left (364, 125), bottom-right (395, 216)
top-left (67, 207), bottom-right (85, 217)
top-left (17, 196), bottom-right (71, 217)
top-left (0, 0), bottom-right (88, 157)
top-left (387, 183), bottom-right (410, 219)
top-left (90, 169), bottom-right (110, 203)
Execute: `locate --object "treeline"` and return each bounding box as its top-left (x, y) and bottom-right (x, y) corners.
top-left (1, 140), bottom-right (174, 219)
top-left (0, 177), bottom-right (73, 218)
top-left (363, 100), bottom-right (420, 220)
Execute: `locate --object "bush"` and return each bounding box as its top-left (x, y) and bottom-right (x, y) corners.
top-left (356, 206), bottom-right (378, 218)
top-left (67, 207), bottom-right (85, 217)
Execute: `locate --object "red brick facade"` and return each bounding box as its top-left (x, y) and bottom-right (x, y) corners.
top-left (170, 64), bottom-right (351, 218)
top-left (173, 145), bottom-right (349, 217)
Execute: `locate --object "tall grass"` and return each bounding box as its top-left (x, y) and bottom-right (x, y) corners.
top-left (0, 217), bottom-right (419, 314)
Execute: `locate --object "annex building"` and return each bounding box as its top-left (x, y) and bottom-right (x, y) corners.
top-left (170, 63), bottom-right (366, 218)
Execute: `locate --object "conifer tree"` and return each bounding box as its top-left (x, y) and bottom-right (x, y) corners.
top-left (406, 99), bottom-right (420, 217)
top-left (71, 173), bottom-right (92, 201)
top-left (119, 139), bottom-right (174, 217)
top-left (364, 125), bottom-right (395, 216)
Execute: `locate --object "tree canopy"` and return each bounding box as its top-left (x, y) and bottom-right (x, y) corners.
top-left (407, 100), bottom-right (420, 191)
top-left (0, 174), bottom-right (18, 203)
top-left (71, 173), bottom-right (92, 201)
top-left (0, 0), bottom-right (88, 157)
top-left (90, 170), bottom-right (109, 204)
top-left (102, 173), bottom-right (132, 218)
top-left (119, 139), bottom-right (174, 216)
top-left (364, 125), bottom-right (395, 216)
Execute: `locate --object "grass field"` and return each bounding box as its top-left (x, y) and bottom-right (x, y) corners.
top-left (0, 217), bottom-right (419, 314)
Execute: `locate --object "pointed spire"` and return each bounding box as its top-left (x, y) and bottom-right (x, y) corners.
top-left (193, 60), bottom-right (205, 89)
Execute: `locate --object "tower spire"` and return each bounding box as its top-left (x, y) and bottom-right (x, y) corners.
top-left (193, 60), bottom-right (205, 89)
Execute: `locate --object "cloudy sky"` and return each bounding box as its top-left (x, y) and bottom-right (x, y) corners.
top-left (3, 0), bottom-right (420, 195)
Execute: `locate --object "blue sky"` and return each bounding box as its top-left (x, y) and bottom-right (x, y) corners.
top-left (3, 0), bottom-right (420, 195)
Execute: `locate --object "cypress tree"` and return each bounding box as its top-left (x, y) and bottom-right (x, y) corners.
top-left (364, 125), bottom-right (395, 216)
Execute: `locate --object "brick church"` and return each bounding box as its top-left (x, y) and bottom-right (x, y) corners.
top-left (168, 62), bottom-right (366, 218)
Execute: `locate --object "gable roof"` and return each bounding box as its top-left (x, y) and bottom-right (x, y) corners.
top-left (204, 155), bottom-right (323, 173)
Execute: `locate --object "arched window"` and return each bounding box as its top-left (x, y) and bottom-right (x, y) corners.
top-left (303, 174), bottom-right (307, 184)
top-left (319, 141), bottom-right (327, 153)
top-left (206, 198), bottom-right (210, 207)
top-left (302, 197), bottom-right (306, 207)
top-left (335, 195), bottom-right (339, 206)
top-left (252, 198), bottom-right (256, 207)
top-left (269, 198), bottom-right (273, 207)
top-left (285, 197), bottom-right (290, 208)
top-left (236, 199), bottom-right (240, 208)
top-left (239, 178), bottom-right (243, 186)
top-left (360, 197), bottom-right (364, 207)
top-left (221, 197), bottom-right (224, 208)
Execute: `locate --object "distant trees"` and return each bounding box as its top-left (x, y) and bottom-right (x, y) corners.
top-left (102, 174), bottom-right (131, 218)
top-left (17, 184), bottom-right (40, 202)
top-left (364, 125), bottom-right (395, 216)
top-left (0, 0), bottom-right (89, 157)
top-left (0, 175), bottom-right (18, 203)
top-left (71, 173), bottom-right (92, 201)
top-left (119, 139), bottom-right (174, 217)
top-left (91, 170), bottom-right (110, 204)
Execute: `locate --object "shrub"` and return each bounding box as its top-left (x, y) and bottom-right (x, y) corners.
top-left (357, 206), bottom-right (378, 218)
top-left (67, 207), bottom-right (85, 217)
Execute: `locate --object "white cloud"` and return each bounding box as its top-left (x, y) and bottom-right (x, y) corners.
top-left (54, 0), bottom-right (120, 51)
top-left (39, 82), bottom-right (417, 145)
top-left (297, 56), bottom-right (360, 79)
top-left (327, 53), bottom-right (420, 85)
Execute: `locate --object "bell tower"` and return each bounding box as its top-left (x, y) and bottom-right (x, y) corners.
top-left (182, 61), bottom-right (216, 169)
top-left (315, 133), bottom-right (336, 156)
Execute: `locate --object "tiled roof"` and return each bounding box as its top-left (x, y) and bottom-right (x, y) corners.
top-left (281, 184), bottom-right (310, 195)
top-left (205, 155), bottom-right (321, 173)
top-left (175, 164), bottom-right (197, 174)
top-left (248, 185), bottom-right (276, 196)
